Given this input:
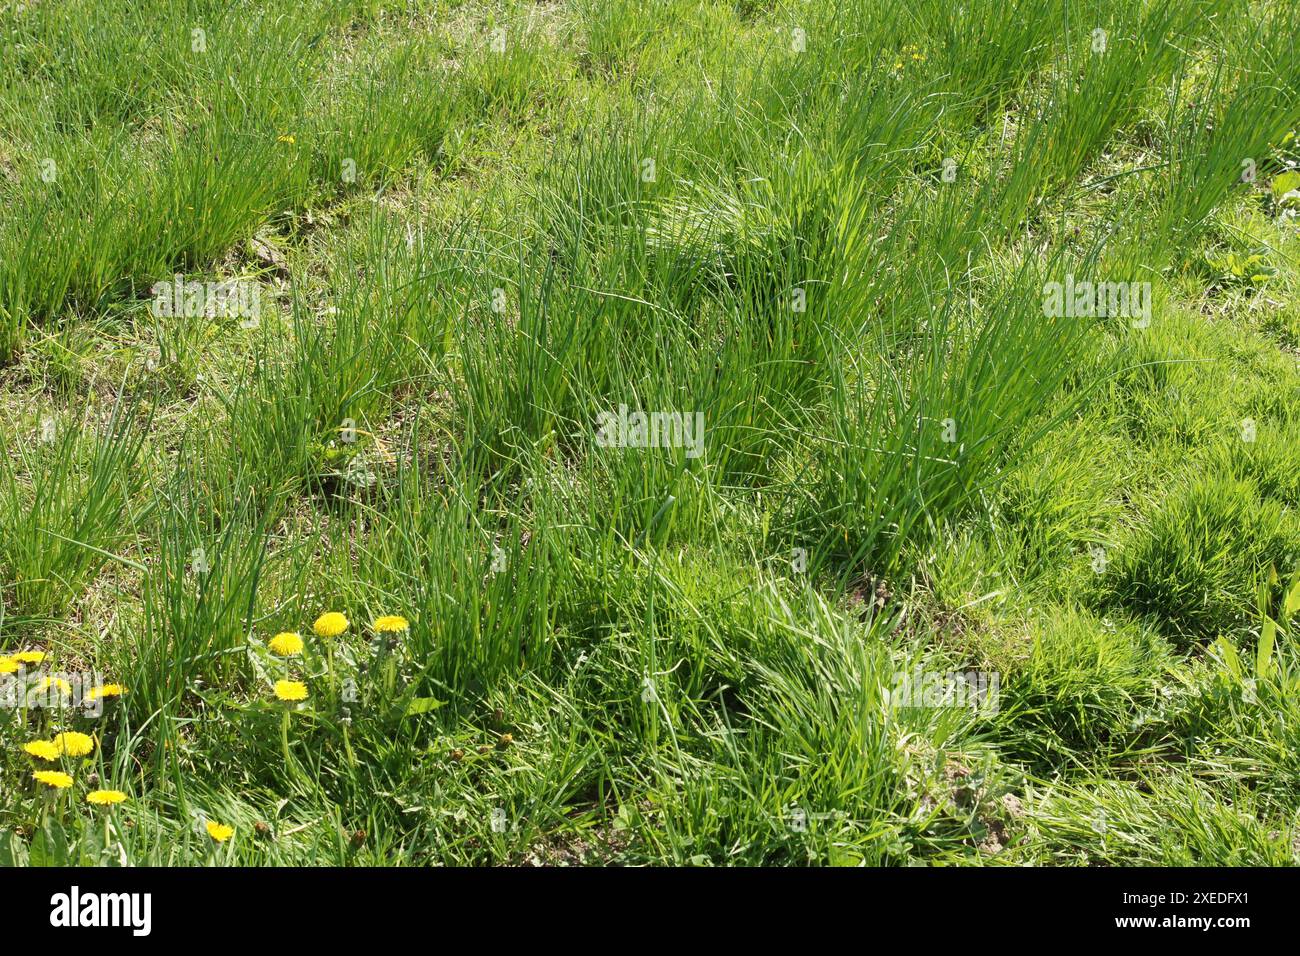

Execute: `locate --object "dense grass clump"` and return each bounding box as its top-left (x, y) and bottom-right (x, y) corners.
top-left (1, 0), bottom-right (1299, 866)
top-left (1104, 474), bottom-right (1300, 644)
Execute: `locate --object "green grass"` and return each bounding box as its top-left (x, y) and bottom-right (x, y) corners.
top-left (1, 0), bottom-right (1300, 866)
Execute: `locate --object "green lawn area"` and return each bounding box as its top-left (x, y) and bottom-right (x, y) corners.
top-left (1, 0), bottom-right (1299, 866)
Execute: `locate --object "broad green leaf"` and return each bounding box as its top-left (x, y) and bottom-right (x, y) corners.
top-left (0, 830), bottom-right (28, 867)
top-left (401, 696), bottom-right (445, 719)
top-left (1214, 636), bottom-right (1241, 679)
top-left (1285, 568), bottom-right (1300, 619)
top-left (1257, 616), bottom-right (1277, 680)
top-left (1272, 170), bottom-right (1300, 206)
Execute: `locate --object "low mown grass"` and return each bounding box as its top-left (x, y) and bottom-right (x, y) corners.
top-left (1, 0), bottom-right (1299, 866)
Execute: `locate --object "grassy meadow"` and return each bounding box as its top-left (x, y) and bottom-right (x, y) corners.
top-left (1, 0), bottom-right (1300, 866)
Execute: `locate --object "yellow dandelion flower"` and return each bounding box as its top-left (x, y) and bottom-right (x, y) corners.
top-left (274, 679), bottom-right (308, 702)
top-left (312, 612), bottom-right (349, 638)
top-left (85, 684), bottom-right (126, 701)
top-left (33, 770), bottom-right (73, 789)
top-left (206, 820), bottom-right (235, 842)
top-left (53, 731), bottom-right (95, 757)
top-left (277, 134), bottom-right (296, 144)
top-left (12, 651), bottom-right (45, 664)
top-left (0, 658), bottom-right (18, 674)
top-left (86, 789), bottom-right (127, 806)
top-left (37, 676), bottom-right (71, 695)
top-left (372, 615), bottom-right (409, 633)
top-left (22, 740), bottom-right (59, 761)
top-left (268, 632), bottom-right (304, 656)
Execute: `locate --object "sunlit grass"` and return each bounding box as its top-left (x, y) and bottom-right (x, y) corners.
top-left (0, 0), bottom-right (1298, 866)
